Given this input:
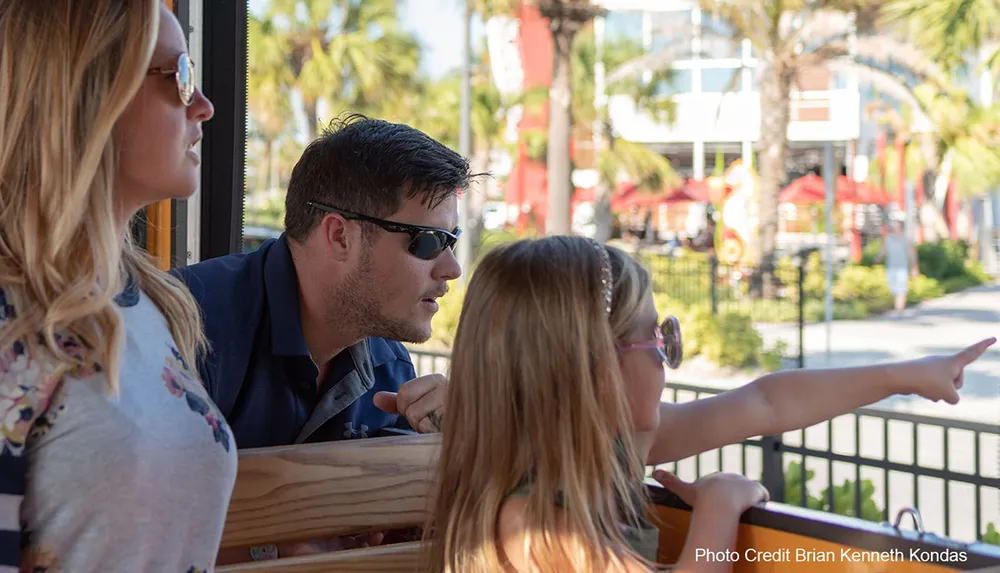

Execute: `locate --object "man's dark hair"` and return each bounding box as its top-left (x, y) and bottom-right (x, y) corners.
top-left (284, 113), bottom-right (472, 242)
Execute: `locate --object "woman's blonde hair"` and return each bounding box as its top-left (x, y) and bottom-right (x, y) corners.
top-left (0, 0), bottom-right (206, 391)
top-left (425, 236), bottom-right (655, 572)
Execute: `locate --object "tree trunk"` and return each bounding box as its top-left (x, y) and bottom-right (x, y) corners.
top-left (545, 25), bottom-right (575, 236)
top-left (268, 138), bottom-right (280, 193)
top-left (756, 62), bottom-right (793, 297)
top-left (593, 118), bottom-right (614, 243)
top-left (303, 96), bottom-right (319, 141)
top-left (254, 138), bottom-right (271, 194)
top-left (468, 151), bottom-right (490, 261)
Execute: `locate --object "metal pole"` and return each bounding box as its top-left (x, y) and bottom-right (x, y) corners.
top-left (824, 142), bottom-right (835, 360)
top-left (797, 252), bottom-right (805, 368)
top-left (456, 0), bottom-right (472, 285)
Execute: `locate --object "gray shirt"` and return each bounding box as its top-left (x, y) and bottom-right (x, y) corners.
top-left (0, 285), bottom-right (237, 572)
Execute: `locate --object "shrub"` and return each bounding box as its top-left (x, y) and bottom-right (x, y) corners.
top-left (860, 239), bottom-right (883, 267)
top-left (917, 239), bottom-right (969, 282)
top-left (985, 523), bottom-right (1000, 545)
top-left (427, 286), bottom-right (465, 350)
top-left (673, 304), bottom-right (766, 369)
top-left (784, 461), bottom-right (883, 522)
top-left (831, 265), bottom-right (892, 314)
top-left (906, 274), bottom-right (944, 304)
top-left (759, 339), bottom-right (789, 372)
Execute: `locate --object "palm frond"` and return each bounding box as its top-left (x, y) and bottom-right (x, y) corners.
top-left (826, 59), bottom-right (933, 126)
top-left (788, 10), bottom-right (853, 51)
top-left (605, 40), bottom-right (697, 85)
top-left (697, 0), bottom-right (776, 51)
top-left (850, 35), bottom-right (953, 89)
top-left (880, 0), bottom-right (1000, 71)
top-left (609, 138), bottom-right (681, 191)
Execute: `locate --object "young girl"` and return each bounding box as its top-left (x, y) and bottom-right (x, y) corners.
top-left (425, 236), bottom-right (991, 573)
top-left (0, 1), bottom-right (236, 570)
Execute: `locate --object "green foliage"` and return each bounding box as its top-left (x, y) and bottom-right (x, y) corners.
top-left (831, 265), bottom-right (893, 314)
top-left (521, 129), bottom-right (548, 162)
top-left (906, 273), bottom-right (945, 304)
top-left (784, 461), bottom-right (883, 522)
top-left (917, 240), bottom-right (970, 281)
top-left (654, 297), bottom-right (783, 371)
top-left (427, 286), bottom-right (466, 351)
top-left (243, 193), bottom-right (285, 230)
top-left (985, 523), bottom-right (1000, 545)
top-left (860, 239), bottom-right (884, 267)
top-left (759, 339), bottom-right (789, 372)
top-left (794, 238), bottom-right (986, 320)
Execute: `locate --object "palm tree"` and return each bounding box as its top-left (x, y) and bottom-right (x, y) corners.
top-left (574, 29), bottom-right (681, 242)
top-left (262, 0), bottom-right (422, 139)
top-left (470, 0), bottom-right (602, 236)
top-left (881, 0), bottom-right (999, 76)
top-left (248, 14), bottom-right (294, 196)
top-left (408, 69), bottom-right (524, 257)
top-left (628, 1), bottom-right (957, 295)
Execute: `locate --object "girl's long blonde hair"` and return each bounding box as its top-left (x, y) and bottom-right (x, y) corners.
top-left (0, 0), bottom-right (206, 391)
top-left (425, 236), bottom-right (655, 572)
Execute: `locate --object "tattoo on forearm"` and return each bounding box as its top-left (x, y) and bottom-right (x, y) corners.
top-left (427, 410), bottom-right (443, 432)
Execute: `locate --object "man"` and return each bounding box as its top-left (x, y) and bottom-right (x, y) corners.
top-left (874, 217), bottom-right (918, 314)
top-left (174, 115), bottom-right (466, 448)
top-left (174, 115), bottom-right (468, 562)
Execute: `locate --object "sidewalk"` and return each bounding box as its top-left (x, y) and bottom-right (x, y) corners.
top-left (667, 282), bottom-right (1000, 423)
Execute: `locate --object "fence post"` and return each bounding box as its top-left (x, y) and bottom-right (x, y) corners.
top-left (760, 435), bottom-right (786, 503)
top-left (797, 254), bottom-right (805, 369)
top-left (710, 256), bottom-right (719, 315)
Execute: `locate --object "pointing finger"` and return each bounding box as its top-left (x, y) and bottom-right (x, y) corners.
top-left (956, 338), bottom-right (996, 365)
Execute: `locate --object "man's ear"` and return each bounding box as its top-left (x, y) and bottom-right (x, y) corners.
top-left (320, 214), bottom-right (355, 262)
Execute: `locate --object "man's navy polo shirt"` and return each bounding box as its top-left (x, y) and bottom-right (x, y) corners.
top-left (170, 234), bottom-right (415, 449)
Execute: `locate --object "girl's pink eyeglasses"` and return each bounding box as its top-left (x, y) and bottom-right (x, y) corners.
top-left (619, 315), bottom-right (682, 369)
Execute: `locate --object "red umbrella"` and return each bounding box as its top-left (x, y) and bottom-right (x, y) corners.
top-left (779, 173), bottom-right (827, 204)
top-left (780, 174), bottom-right (891, 205)
top-left (664, 178), bottom-right (711, 203)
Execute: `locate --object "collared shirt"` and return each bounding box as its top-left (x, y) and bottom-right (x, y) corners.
top-left (171, 234), bottom-right (416, 449)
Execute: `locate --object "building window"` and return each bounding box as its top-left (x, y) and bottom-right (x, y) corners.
top-left (605, 10), bottom-right (643, 42)
top-left (650, 10), bottom-right (693, 53)
top-left (701, 66), bottom-right (740, 92)
top-left (655, 68), bottom-right (694, 95)
top-left (701, 15), bottom-right (737, 59)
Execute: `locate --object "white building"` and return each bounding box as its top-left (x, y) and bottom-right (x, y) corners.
top-left (593, 0), bottom-right (868, 181)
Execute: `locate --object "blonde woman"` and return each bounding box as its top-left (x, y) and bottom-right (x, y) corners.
top-left (426, 236), bottom-right (992, 573)
top-left (0, 1), bottom-right (236, 571)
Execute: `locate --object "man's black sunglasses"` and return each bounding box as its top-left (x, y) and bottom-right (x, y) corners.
top-left (307, 202), bottom-right (461, 261)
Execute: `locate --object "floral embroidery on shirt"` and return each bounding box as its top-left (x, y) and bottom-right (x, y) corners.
top-left (0, 340), bottom-right (61, 457)
top-left (52, 332), bottom-right (101, 378)
top-left (29, 386), bottom-right (67, 441)
top-left (162, 345), bottom-right (231, 452)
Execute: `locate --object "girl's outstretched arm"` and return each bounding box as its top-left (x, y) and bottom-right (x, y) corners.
top-left (646, 338), bottom-right (994, 466)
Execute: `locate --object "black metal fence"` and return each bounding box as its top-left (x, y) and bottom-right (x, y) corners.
top-left (630, 250), bottom-right (812, 368)
top-left (407, 350), bottom-right (1000, 544)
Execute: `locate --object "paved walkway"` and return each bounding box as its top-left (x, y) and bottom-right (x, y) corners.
top-left (661, 282), bottom-right (1000, 543)
top-left (669, 282), bottom-right (1000, 423)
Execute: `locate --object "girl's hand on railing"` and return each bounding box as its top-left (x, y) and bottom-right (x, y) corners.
top-left (653, 470), bottom-right (769, 515)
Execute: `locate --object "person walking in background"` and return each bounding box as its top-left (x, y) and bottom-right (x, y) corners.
top-left (875, 217), bottom-right (918, 314)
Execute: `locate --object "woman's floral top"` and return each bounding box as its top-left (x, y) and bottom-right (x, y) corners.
top-left (0, 284), bottom-right (237, 572)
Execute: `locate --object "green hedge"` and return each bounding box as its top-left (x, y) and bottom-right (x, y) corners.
top-left (784, 460), bottom-right (1000, 545)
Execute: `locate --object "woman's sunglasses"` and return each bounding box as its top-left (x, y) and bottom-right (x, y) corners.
top-left (148, 53), bottom-right (195, 107)
top-left (307, 202), bottom-right (461, 261)
top-left (619, 315), bottom-right (682, 370)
